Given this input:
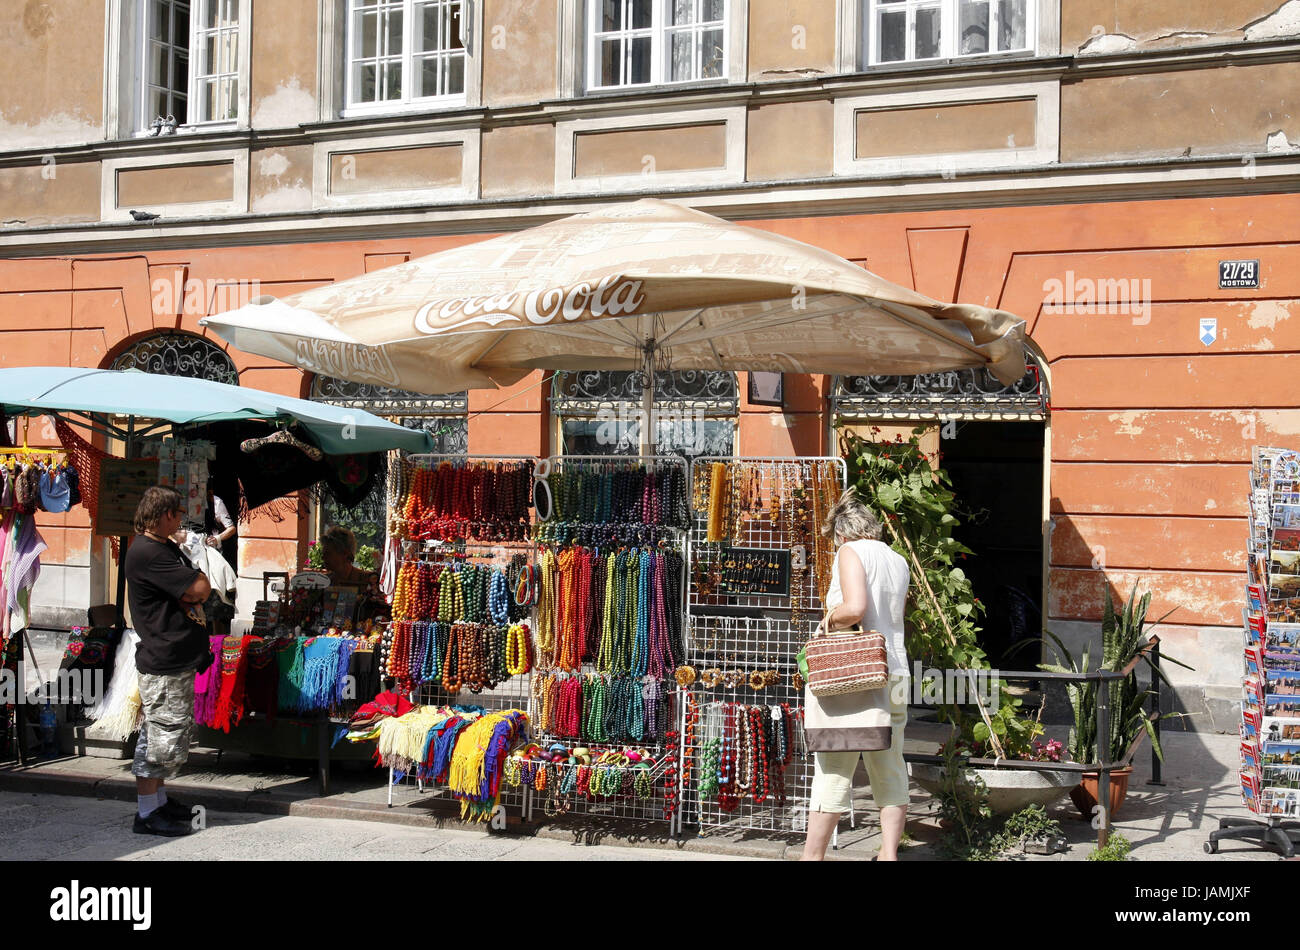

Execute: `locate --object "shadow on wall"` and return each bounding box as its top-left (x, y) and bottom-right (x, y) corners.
top-left (1041, 510), bottom-right (1241, 737)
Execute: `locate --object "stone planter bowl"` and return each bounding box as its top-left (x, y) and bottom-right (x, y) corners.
top-left (910, 763), bottom-right (1076, 815)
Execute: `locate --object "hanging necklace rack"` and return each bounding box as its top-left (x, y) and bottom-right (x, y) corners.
top-left (682, 455), bottom-right (845, 836)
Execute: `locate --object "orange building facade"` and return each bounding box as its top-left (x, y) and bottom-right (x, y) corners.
top-left (4, 189), bottom-right (1293, 729)
top-left (4, 0), bottom-right (1300, 729)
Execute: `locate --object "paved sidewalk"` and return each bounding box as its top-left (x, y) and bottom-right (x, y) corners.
top-left (0, 730), bottom-right (1283, 860)
top-left (0, 790), bottom-right (749, 861)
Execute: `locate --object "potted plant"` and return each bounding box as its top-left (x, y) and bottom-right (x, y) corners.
top-left (1039, 583), bottom-right (1191, 819)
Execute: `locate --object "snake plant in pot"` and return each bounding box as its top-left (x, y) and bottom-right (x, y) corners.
top-left (1039, 583), bottom-right (1192, 818)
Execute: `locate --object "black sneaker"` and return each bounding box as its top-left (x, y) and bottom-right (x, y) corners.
top-left (157, 797), bottom-right (195, 824)
top-left (132, 810), bottom-right (193, 837)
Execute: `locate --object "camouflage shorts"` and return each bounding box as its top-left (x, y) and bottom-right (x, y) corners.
top-left (131, 670), bottom-right (197, 780)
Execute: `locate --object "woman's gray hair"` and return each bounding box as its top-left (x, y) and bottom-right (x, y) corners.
top-left (821, 488), bottom-right (883, 542)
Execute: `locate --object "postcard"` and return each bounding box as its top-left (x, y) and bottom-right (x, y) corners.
top-left (1276, 528), bottom-right (1300, 553)
top-left (1261, 742), bottom-right (1300, 766)
top-left (1263, 788), bottom-right (1300, 817)
top-left (1263, 763), bottom-right (1300, 791)
top-left (1274, 505), bottom-right (1300, 529)
top-left (1266, 622), bottom-right (1300, 651)
top-left (1265, 694), bottom-right (1300, 716)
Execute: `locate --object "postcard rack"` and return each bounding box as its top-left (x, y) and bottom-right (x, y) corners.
top-left (682, 456), bottom-right (846, 836)
top-left (1209, 446), bottom-right (1300, 856)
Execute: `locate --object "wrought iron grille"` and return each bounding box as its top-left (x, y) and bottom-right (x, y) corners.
top-left (550, 370), bottom-right (738, 416)
top-left (309, 375), bottom-right (469, 414)
top-left (110, 331), bottom-right (238, 385)
top-left (832, 361), bottom-right (1046, 420)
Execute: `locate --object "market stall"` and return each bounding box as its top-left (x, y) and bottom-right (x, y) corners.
top-left (200, 197), bottom-right (1031, 830)
top-left (0, 366), bottom-right (431, 773)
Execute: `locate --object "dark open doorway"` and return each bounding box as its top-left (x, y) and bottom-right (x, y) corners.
top-left (940, 420), bottom-right (1045, 668)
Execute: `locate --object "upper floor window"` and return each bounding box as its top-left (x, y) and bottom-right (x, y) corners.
top-left (863, 0), bottom-right (1032, 65)
top-left (345, 0), bottom-right (467, 114)
top-left (588, 0), bottom-right (727, 91)
top-left (139, 0), bottom-right (241, 130)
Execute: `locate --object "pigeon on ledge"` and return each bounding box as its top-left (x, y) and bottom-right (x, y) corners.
top-left (129, 210), bottom-right (160, 222)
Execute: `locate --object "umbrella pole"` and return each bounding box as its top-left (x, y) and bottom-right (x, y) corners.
top-left (639, 340), bottom-right (655, 458)
top-left (115, 416), bottom-right (133, 631)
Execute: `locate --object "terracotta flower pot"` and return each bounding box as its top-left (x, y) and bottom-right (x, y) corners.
top-left (1069, 766), bottom-right (1133, 820)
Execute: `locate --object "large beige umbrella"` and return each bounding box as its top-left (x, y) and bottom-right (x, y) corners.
top-left (202, 199), bottom-right (1026, 446)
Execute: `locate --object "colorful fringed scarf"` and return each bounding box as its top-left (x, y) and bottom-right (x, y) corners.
top-left (277, 637), bottom-right (306, 712)
top-left (86, 630), bottom-right (141, 742)
top-left (448, 709), bottom-right (530, 821)
top-left (376, 706), bottom-right (456, 779)
top-left (193, 634), bottom-right (225, 726)
top-left (297, 637), bottom-right (338, 714)
top-left (211, 635), bottom-right (252, 733)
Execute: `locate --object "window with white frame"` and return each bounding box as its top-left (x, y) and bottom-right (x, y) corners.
top-left (588, 0), bottom-right (727, 91)
top-left (345, 0), bottom-right (467, 112)
top-left (862, 0), bottom-right (1031, 66)
top-left (135, 0), bottom-right (242, 131)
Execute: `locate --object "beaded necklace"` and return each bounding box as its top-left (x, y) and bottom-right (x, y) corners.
top-left (598, 551), bottom-right (618, 673)
top-left (632, 549), bottom-right (651, 677)
top-left (487, 568), bottom-right (510, 625)
top-left (505, 622), bottom-right (532, 675)
top-left (750, 706), bottom-right (769, 803)
top-left (626, 674), bottom-right (645, 741)
top-left (582, 674), bottom-right (607, 742)
top-left (536, 549), bottom-right (557, 663)
top-left (441, 623), bottom-right (463, 693)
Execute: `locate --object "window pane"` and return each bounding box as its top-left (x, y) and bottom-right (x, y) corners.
top-left (915, 6), bottom-right (941, 58)
top-left (196, 79), bottom-right (215, 120)
top-left (359, 11), bottom-right (377, 57)
top-left (703, 0), bottom-right (724, 23)
top-left (417, 55), bottom-right (438, 96)
top-left (670, 0), bottom-right (694, 26)
top-left (879, 9), bottom-right (905, 61)
top-left (358, 62), bottom-right (378, 101)
top-left (629, 34), bottom-right (651, 82)
top-left (201, 0), bottom-right (218, 28)
top-left (701, 27), bottom-right (723, 77)
top-left (385, 9), bottom-right (404, 56)
top-left (151, 89), bottom-right (169, 119)
top-left (448, 2), bottom-right (464, 49)
top-left (444, 54), bottom-right (465, 95)
top-left (150, 44), bottom-right (170, 86)
top-left (383, 59), bottom-right (402, 99)
top-left (998, 0), bottom-right (1027, 50)
top-left (960, 0), bottom-right (989, 54)
top-left (175, 3), bottom-right (189, 43)
top-left (150, 1), bottom-right (169, 41)
top-left (221, 77), bottom-right (237, 119)
top-left (176, 50), bottom-right (189, 89)
top-left (202, 34), bottom-right (218, 74)
top-left (630, 0), bottom-right (652, 29)
top-left (669, 31), bottom-right (693, 81)
top-left (601, 0), bottom-right (617, 32)
top-left (599, 38), bottom-right (621, 85)
top-left (174, 93), bottom-right (188, 125)
top-left (417, 3), bottom-right (438, 50)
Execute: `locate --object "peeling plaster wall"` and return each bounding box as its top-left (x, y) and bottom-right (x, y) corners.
top-left (250, 145), bottom-right (313, 213)
top-left (481, 0), bottom-right (559, 107)
top-left (250, 0), bottom-right (319, 128)
top-left (0, 0), bottom-right (104, 150)
top-left (747, 0), bottom-right (837, 79)
top-left (1061, 61), bottom-right (1300, 161)
top-left (1064, 0), bottom-right (1300, 55)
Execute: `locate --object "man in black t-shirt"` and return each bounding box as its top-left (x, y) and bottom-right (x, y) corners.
top-left (124, 485), bottom-right (212, 837)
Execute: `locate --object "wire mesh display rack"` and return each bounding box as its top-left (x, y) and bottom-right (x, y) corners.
top-left (517, 454), bottom-right (691, 829)
top-left (385, 455), bottom-right (537, 817)
top-left (682, 456), bottom-right (846, 836)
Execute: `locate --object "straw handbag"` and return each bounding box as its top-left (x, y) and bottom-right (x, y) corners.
top-left (802, 626), bottom-right (889, 697)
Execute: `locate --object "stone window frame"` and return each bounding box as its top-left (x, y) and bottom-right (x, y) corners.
top-left (553, 105), bottom-right (747, 195)
top-left (105, 0), bottom-right (253, 140)
top-left (558, 0), bottom-right (749, 98)
top-left (319, 0), bottom-right (484, 121)
top-left (99, 148), bottom-right (251, 221)
top-left (834, 0), bottom-right (1058, 72)
top-left (832, 79), bottom-right (1060, 178)
top-left (310, 128), bottom-right (481, 209)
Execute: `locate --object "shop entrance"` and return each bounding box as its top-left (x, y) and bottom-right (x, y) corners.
top-left (940, 419), bottom-right (1044, 668)
top-left (832, 350), bottom-right (1050, 668)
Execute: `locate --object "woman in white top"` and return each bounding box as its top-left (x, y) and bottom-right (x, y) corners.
top-left (801, 488), bottom-right (911, 862)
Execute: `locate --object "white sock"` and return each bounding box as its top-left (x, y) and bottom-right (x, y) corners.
top-left (157, 788), bottom-right (168, 807)
top-left (137, 792), bottom-right (159, 818)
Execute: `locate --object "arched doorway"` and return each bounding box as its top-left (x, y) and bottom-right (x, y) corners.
top-left (832, 349), bottom-right (1050, 666)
